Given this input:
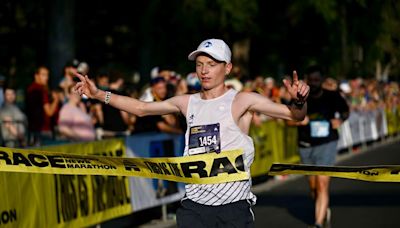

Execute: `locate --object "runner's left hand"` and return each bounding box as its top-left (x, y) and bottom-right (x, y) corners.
top-left (283, 70), bottom-right (310, 101)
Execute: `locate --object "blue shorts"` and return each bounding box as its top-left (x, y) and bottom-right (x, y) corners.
top-left (299, 140), bottom-right (338, 166)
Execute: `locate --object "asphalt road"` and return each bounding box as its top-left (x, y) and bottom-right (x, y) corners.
top-left (253, 139), bottom-right (400, 228)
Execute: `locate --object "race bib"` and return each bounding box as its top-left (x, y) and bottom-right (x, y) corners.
top-left (188, 123), bottom-right (221, 155)
top-left (310, 120), bottom-right (330, 138)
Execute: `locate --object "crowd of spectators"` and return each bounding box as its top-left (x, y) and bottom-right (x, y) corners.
top-left (0, 60), bottom-right (398, 148)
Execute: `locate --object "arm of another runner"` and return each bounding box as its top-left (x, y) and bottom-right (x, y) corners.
top-left (74, 73), bottom-right (182, 117)
top-left (247, 71), bottom-right (309, 121)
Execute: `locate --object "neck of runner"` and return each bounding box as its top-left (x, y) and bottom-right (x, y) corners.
top-left (200, 84), bottom-right (229, 100)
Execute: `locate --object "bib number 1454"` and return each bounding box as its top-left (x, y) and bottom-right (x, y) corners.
top-left (199, 135), bottom-right (217, 146)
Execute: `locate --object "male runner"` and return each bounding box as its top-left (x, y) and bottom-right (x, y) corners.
top-left (297, 65), bottom-right (349, 228)
top-left (74, 38), bottom-right (310, 227)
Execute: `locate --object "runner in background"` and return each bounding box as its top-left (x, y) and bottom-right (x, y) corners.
top-left (296, 65), bottom-right (349, 228)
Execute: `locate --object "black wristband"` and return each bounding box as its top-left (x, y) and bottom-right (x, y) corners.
top-left (291, 99), bottom-right (305, 109)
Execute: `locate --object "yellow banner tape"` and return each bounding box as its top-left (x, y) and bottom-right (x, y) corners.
top-left (0, 147), bottom-right (249, 184)
top-left (269, 163), bottom-right (400, 182)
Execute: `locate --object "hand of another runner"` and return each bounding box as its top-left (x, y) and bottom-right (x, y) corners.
top-left (283, 71), bottom-right (310, 101)
top-left (73, 73), bottom-right (99, 99)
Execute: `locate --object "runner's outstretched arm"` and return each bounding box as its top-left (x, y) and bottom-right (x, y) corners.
top-left (73, 73), bottom-right (181, 117)
top-left (246, 71), bottom-right (309, 121)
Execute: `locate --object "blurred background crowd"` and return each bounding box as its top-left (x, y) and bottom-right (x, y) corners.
top-left (0, 59), bottom-right (398, 148)
top-left (0, 0), bottom-right (399, 148)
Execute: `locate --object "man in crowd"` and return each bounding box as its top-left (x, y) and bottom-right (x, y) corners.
top-left (59, 59), bottom-right (79, 96)
top-left (0, 86), bottom-right (27, 147)
top-left (26, 66), bottom-right (61, 146)
top-left (135, 76), bottom-right (183, 134)
top-left (94, 73), bottom-right (133, 137)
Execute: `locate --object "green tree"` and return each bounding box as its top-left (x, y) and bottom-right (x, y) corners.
top-left (288, 0), bottom-right (400, 80)
top-left (373, 0), bottom-right (400, 81)
top-left (180, 0), bottom-right (258, 76)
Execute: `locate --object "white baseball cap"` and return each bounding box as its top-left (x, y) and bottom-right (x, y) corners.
top-left (188, 38), bottom-right (231, 63)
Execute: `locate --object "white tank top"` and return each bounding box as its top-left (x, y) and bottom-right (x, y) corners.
top-left (183, 89), bottom-right (257, 206)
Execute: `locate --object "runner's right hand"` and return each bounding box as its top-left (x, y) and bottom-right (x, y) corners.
top-left (74, 73), bottom-right (100, 99)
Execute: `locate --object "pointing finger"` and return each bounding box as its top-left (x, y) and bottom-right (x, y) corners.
top-left (292, 70), bottom-right (298, 83)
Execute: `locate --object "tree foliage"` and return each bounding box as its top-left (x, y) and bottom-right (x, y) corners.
top-left (0, 0), bottom-right (399, 87)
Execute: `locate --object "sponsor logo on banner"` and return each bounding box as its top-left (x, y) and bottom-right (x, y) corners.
top-left (42, 142), bottom-right (132, 226)
top-left (53, 149), bottom-right (131, 224)
top-left (0, 139), bottom-right (132, 228)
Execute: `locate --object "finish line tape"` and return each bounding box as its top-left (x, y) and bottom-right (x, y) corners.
top-left (269, 163), bottom-right (400, 182)
top-left (3, 146), bottom-right (399, 183)
top-left (0, 147), bottom-right (249, 184)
